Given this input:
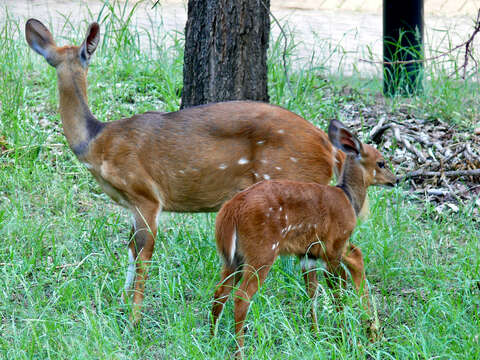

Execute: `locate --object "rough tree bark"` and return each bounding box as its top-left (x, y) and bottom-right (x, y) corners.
top-left (181, 0), bottom-right (270, 108)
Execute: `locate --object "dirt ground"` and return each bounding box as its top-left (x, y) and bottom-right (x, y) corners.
top-left (2, 0), bottom-right (478, 75)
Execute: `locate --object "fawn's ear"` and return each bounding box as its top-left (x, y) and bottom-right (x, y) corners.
top-left (328, 119), bottom-right (363, 157)
top-left (79, 22), bottom-right (100, 67)
top-left (25, 19), bottom-right (59, 67)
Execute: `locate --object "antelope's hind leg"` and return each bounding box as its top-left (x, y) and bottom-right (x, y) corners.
top-left (342, 243), bottom-right (378, 341)
top-left (301, 259), bottom-right (320, 333)
top-left (233, 257), bottom-right (274, 359)
top-left (212, 265), bottom-right (243, 335)
top-left (323, 257), bottom-right (347, 312)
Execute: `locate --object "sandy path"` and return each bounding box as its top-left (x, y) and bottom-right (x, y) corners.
top-left (2, 0), bottom-right (478, 75)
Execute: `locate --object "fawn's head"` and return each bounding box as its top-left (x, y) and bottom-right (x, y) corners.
top-left (25, 19), bottom-right (99, 88)
top-left (328, 119), bottom-right (397, 188)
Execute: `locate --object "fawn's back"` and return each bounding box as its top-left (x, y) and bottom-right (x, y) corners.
top-left (216, 179), bottom-right (357, 264)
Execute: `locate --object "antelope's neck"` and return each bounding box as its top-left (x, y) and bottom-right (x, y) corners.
top-left (57, 71), bottom-right (104, 157)
top-left (336, 154), bottom-right (367, 216)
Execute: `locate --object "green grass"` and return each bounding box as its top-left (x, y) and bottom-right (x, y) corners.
top-left (1, 3), bottom-right (479, 359)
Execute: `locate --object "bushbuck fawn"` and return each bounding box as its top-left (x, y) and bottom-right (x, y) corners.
top-left (25, 19), bottom-right (347, 323)
top-left (212, 119), bottom-right (396, 357)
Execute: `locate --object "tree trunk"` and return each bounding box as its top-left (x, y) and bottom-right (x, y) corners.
top-left (181, 0), bottom-right (270, 108)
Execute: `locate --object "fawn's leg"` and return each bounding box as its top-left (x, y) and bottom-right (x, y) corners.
top-left (301, 260), bottom-right (319, 333)
top-left (342, 243), bottom-right (378, 341)
top-left (233, 261), bottom-right (273, 360)
top-left (323, 257), bottom-right (346, 312)
top-left (212, 266), bottom-right (242, 335)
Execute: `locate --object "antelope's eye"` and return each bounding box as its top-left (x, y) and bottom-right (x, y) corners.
top-left (377, 161), bottom-right (385, 168)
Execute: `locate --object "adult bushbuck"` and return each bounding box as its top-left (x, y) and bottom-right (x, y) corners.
top-left (25, 19), bottom-right (346, 323)
top-left (212, 119), bottom-right (396, 357)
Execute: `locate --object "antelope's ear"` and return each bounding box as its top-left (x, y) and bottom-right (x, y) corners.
top-left (79, 22), bottom-right (100, 67)
top-left (328, 119), bottom-right (363, 157)
top-left (25, 19), bottom-right (59, 67)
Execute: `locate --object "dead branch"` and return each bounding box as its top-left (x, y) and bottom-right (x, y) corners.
top-left (392, 125), bottom-right (426, 163)
top-left (403, 168), bottom-right (480, 180)
top-left (433, 145), bottom-right (466, 170)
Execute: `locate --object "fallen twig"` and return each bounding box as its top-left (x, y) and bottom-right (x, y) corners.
top-left (403, 168), bottom-right (480, 180)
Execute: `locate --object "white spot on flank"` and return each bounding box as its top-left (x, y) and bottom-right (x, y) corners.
top-left (179, 170), bottom-right (185, 174)
top-left (373, 169), bottom-right (377, 177)
top-left (260, 159), bottom-right (268, 164)
top-left (275, 166), bottom-right (282, 170)
top-left (281, 225), bottom-right (292, 237)
top-left (238, 158), bottom-right (249, 165)
top-left (263, 174), bottom-right (271, 180)
top-left (124, 248), bottom-right (136, 291)
top-left (254, 172), bottom-right (259, 178)
top-left (279, 206), bottom-right (283, 212)
top-left (278, 129), bottom-right (285, 134)
top-left (269, 207), bottom-right (273, 212)
top-left (257, 140), bottom-right (266, 145)
top-left (290, 157), bottom-right (298, 162)
top-left (219, 163), bottom-right (228, 170)
top-left (230, 228), bottom-right (237, 263)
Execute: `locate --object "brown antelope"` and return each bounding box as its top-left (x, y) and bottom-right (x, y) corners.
top-left (212, 119), bottom-right (396, 357)
top-left (25, 19), bottom-right (347, 323)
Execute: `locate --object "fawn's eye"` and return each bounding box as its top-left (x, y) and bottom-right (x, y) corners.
top-left (377, 161), bottom-right (385, 168)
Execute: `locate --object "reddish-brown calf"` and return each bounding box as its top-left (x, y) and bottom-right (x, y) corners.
top-left (212, 119), bottom-right (396, 358)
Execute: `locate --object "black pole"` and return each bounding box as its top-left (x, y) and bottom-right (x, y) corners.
top-left (383, 0), bottom-right (424, 96)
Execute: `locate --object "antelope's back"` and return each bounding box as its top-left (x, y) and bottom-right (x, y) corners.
top-left (90, 101), bottom-right (338, 212)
